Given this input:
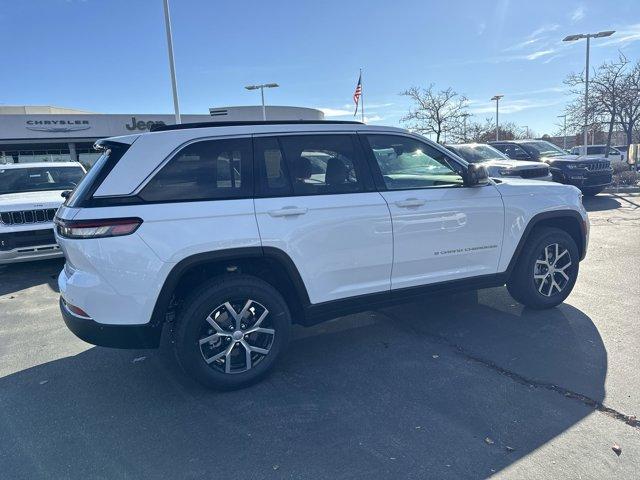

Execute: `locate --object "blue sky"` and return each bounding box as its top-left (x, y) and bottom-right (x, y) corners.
top-left (2, 0), bottom-right (639, 135)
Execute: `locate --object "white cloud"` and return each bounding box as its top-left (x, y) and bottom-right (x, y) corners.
top-left (571, 6), bottom-right (585, 23)
top-left (526, 49), bottom-right (555, 60)
top-left (341, 102), bottom-right (395, 110)
top-left (528, 24), bottom-right (560, 39)
top-left (503, 37), bottom-right (541, 52)
top-left (320, 108), bottom-right (353, 117)
top-left (595, 23), bottom-right (640, 47)
top-left (469, 98), bottom-right (564, 115)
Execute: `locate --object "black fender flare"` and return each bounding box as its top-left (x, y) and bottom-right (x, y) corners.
top-left (504, 209), bottom-right (587, 278)
top-left (149, 246), bottom-right (310, 326)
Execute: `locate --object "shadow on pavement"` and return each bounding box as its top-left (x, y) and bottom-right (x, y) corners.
top-left (0, 258), bottom-right (63, 296)
top-left (0, 288), bottom-right (606, 479)
top-left (582, 195), bottom-right (621, 212)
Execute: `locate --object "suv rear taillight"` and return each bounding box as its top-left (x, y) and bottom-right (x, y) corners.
top-left (56, 218), bottom-right (143, 239)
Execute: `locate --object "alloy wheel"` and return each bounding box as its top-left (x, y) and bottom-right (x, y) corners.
top-left (198, 299), bottom-right (275, 374)
top-left (533, 243), bottom-right (573, 297)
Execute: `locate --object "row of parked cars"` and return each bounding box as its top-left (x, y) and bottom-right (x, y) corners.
top-left (0, 136), bottom-right (618, 268)
top-left (445, 139), bottom-right (617, 196)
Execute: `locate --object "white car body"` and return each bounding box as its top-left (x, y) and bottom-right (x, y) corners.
top-left (0, 162), bottom-right (85, 264)
top-left (53, 122), bottom-right (589, 352)
top-left (570, 145), bottom-right (624, 165)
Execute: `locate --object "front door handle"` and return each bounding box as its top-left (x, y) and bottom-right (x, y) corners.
top-left (268, 206), bottom-right (308, 217)
top-left (395, 198), bottom-right (426, 208)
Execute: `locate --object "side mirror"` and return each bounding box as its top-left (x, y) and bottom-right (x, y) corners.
top-left (61, 190), bottom-right (71, 199)
top-left (464, 163), bottom-right (490, 187)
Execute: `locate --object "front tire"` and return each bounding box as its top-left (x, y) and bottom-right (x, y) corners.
top-left (507, 227), bottom-right (579, 309)
top-left (172, 274), bottom-right (291, 390)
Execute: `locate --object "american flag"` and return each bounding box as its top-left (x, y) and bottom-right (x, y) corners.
top-left (353, 72), bottom-right (362, 116)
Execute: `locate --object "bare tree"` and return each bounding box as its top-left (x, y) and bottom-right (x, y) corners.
top-left (400, 85), bottom-right (468, 143)
top-left (464, 118), bottom-right (528, 143)
top-left (565, 54), bottom-right (629, 156)
top-left (617, 61), bottom-right (640, 145)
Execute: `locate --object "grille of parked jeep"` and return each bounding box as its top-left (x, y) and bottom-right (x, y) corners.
top-left (518, 167), bottom-right (549, 179)
top-left (0, 208), bottom-right (57, 226)
top-left (585, 162), bottom-right (609, 172)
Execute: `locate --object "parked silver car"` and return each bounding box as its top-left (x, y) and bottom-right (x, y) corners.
top-left (446, 143), bottom-right (552, 181)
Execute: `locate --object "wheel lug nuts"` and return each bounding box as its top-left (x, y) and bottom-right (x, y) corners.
top-left (241, 324), bottom-right (246, 329)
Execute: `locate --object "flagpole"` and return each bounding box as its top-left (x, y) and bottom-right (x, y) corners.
top-left (360, 68), bottom-right (364, 123)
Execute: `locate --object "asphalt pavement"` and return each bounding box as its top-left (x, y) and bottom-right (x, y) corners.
top-left (0, 193), bottom-right (639, 479)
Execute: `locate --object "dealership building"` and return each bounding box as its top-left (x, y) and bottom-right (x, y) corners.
top-left (0, 105), bottom-right (324, 168)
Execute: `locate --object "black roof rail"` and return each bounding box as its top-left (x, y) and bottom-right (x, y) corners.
top-left (149, 119), bottom-right (364, 133)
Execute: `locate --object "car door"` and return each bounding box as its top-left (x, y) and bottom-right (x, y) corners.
top-left (360, 133), bottom-right (504, 290)
top-left (253, 133), bottom-right (393, 304)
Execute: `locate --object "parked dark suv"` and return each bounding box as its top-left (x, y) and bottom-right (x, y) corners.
top-left (489, 140), bottom-right (612, 196)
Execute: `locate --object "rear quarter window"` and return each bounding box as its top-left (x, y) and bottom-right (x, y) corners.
top-left (140, 138), bottom-right (252, 202)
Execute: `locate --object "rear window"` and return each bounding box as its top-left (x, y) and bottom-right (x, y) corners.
top-left (65, 143), bottom-right (129, 207)
top-left (0, 166), bottom-right (84, 195)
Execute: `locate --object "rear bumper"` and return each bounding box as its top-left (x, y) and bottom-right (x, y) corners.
top-left (60, 297), bottom-right (161, 349)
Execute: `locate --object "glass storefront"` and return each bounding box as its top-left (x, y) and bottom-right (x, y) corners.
top-left (0, 142), bottom-right (100, 170)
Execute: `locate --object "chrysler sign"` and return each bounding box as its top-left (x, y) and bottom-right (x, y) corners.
top-left (26, 119), bottom-right (91, 133)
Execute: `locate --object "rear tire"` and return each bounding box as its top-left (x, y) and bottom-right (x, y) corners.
top-left (507, 227), bottom-right (579, 309)
top-left (581, 186), bottom-right (604, 196)
top-left (172, 274), bottom-right (291, 390)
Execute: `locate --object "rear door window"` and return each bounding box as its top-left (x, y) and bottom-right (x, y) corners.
top-left (255, 135), bottom-right (365, 196)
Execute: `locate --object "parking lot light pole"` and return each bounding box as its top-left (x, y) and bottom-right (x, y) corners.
top-left (563, 30), bottom-right (615, 153)
top-left (461, 113), bottom-right (471, 142)
top-left (491, 95), bottom-right (504, 141)
top-left (557, 114), bottom-right (568, 149)
top-left (523, 125), bottom-right (530, 138)
top-left (162, 0), bottom-right (181, 124)
top-left (245, 83), bottom-right (279, 120)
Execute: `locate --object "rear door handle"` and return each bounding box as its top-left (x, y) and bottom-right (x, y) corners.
top-left (267, 206), bottom-right (308, 217)
top-left (395, 198), bottom-right (426, 208)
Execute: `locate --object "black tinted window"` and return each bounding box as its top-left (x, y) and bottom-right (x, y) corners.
top-left (141, 138), bottom-right (252, 202)
top-left (279, 135), bottom-right (363, 195)
top-left (500, 144), bottom-right (530, 159)
top-left (254, 137), bottom-right (292, 196)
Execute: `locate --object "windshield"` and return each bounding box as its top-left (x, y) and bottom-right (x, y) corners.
top-left (521, 140), bottom-right (566, 157)
top-left (0, 166), bottom-right (84, 195)
top-left (451, 144), bottom-right (507, 163)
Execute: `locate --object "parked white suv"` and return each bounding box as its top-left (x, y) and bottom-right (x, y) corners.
top-left (570, 145), bottom-right (624, 165)
top-left (1, 162), bottom-right (85, 264)
top-left (55, 121), bottom-right (589, 389)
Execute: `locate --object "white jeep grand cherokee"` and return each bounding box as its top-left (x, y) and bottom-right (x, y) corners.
top-left (1, 162), bottom-right (85, 264)
top-left (55, 121), bottom-right (589, 389)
